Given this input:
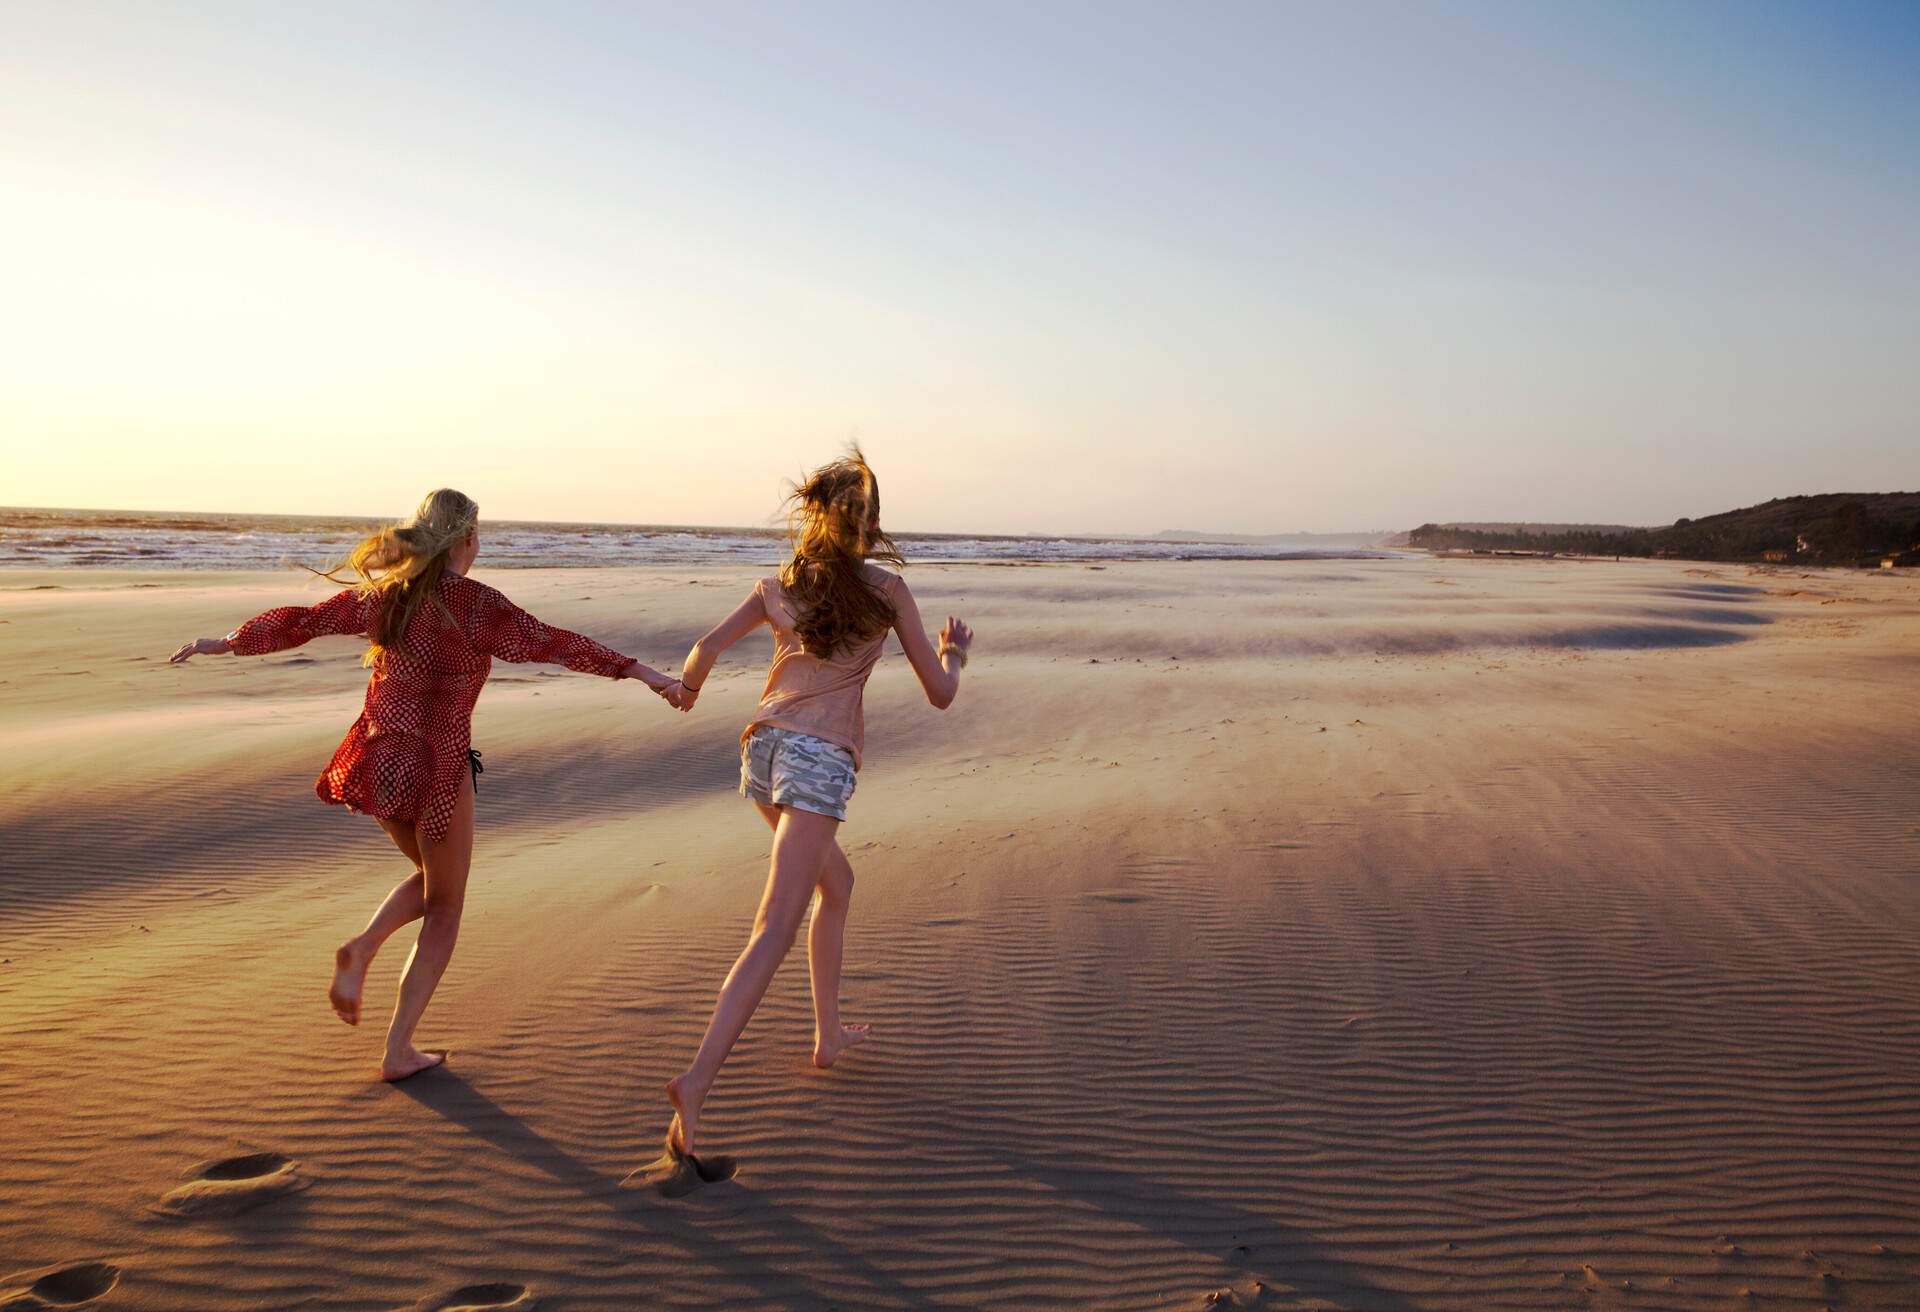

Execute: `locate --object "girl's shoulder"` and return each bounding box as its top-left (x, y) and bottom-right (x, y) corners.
top-left (439, 572), bottom-right (505, 613)
top-left (860, 563), bottom-right (904, 593)
top-left (755, 574), bottom-right (789, 620)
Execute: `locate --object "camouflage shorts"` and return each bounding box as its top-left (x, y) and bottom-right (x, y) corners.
top-left (739, 726), bottom-right (858, 821)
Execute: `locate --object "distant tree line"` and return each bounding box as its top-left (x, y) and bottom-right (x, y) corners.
top-left (1408, 494), bottom-right (1920, 565)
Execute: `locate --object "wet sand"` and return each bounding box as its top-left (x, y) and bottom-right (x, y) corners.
top-left (1, 556), bottom-right (1916, 1310)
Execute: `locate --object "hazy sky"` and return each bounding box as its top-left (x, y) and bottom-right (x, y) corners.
top-left (3, 1), bottom-right (1915, 534)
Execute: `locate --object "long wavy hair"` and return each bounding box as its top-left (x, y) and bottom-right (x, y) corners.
top-left (312, 488), bottom-right (479, 661)
top-left (780, 448), bottom-right (904, 657)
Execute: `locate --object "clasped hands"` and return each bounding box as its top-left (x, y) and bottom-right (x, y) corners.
top-left (627, 664), bottom-right (698, 712)
top-left (623, 661), bottom-right (695, 712)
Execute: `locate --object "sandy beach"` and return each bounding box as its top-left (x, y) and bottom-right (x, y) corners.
top-left (2, 555), bottom-right (1916, 1311)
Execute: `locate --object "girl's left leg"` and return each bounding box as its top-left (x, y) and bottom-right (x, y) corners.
top-left (667, 805), bottom-right (840, 1154)
top-left (328, 819), bottom-right (429, 1025)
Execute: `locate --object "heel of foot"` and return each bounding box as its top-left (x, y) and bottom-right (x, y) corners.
top-left (380, 1049), bottom-right (448, 1083)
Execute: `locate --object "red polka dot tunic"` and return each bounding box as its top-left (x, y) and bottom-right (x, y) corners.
top-left (227, 574), bottom-right (635, 840)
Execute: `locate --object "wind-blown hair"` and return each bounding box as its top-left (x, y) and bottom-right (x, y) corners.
top-left (780, 448), bottom-right (904, 657)
top-left (312, 488), bottom-right (479, 660)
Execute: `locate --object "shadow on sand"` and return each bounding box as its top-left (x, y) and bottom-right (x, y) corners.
top-left (977, 1141), bottom-right (1419, 1310)
top-left (396, 1071), bottom-right (968, 1310)
top-left (398, 1071), bottom-right (1414, 1310)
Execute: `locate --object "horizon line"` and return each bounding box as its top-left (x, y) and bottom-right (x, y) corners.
top-left (0, 503), bottom-right (1399, 544)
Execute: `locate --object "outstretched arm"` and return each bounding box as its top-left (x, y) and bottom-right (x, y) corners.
top-left (892, 580), bottom-right (972, 710)
top-left (170, 587), bottom-right (375, 663)
top-left (665, 586), bottom-right (769, 712)
top-left (478, 588), bottom-right (673, 690)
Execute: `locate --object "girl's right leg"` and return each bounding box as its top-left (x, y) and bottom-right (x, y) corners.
top-left (807, 840), bottom-right (869, 1069)
top-left (328, 819), bottom-right (429, 1025)
top-left (743, 805), bottom-right (868, 1068)
top-left (380, 778), bottom-right (475, 1081)
top-left (667, 805), bottom-right (840, 1154)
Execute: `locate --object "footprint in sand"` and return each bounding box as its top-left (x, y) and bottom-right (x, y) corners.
top-left (609, 998), bottom-right (674, 1017)
top-left (0, 1261), bottom-right (120, 1311)
top-left (156, 1151), bottom-right (310, 1218)
top-left (405, 1283), bottom-right (538, 1312)
top-left (1195, 1278), bottom-right (1267, 1310)
top-left (622, 1138), bottom-right (739, 1199)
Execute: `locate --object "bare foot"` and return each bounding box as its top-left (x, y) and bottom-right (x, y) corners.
top-left (665, 1072), bottom-right (705, 1155)
top-left (329, 940), bottom-right (373, 1026)
top-left (812, 1022), bottom-right (872, 1069)
top-left (380, 1047), bottom-right (448, 1082)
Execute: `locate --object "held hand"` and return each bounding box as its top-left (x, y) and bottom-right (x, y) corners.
top-left (624, 661), bottom-right (676, 693)
top-left (170, 636), bottom-right (231, 664)
top-left (664, 680), bottom-right (700, 712)
top-left (940, 616), bottom-right (974, 654)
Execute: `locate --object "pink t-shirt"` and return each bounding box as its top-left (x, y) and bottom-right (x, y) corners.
top-left (741, 572), bottom-right (900, 770)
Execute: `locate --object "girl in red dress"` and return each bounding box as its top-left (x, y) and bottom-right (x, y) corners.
top-left (171, 489), bottom-right (675, 1081)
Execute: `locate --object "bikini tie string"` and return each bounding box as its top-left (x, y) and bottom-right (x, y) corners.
top-left (468, 748), bottom-right (484, 794)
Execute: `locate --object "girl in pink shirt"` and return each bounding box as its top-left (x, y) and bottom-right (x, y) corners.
top-left (658, 449), bottom-right (974, 1157)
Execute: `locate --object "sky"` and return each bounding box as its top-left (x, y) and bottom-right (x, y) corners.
top-left (2, 1), bottom-right (1915, 535)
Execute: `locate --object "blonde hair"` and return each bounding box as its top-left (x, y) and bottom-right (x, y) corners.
top-left (779, 447), bottom-right (904, 657)
top-left (314, 488), bottom-right (479, 659)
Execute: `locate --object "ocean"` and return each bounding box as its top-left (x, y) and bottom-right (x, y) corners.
top-left (0, 507), bottom-right (1400, 570)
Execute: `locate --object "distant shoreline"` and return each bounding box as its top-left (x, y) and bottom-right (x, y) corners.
top-left (0, 505), bottom-right (1387, 549)
top-left (0, 506), bottom-right (1404, 570)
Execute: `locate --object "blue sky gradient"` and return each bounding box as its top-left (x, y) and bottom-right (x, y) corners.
top-left (2, 1), bottom-right (1913, 532)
